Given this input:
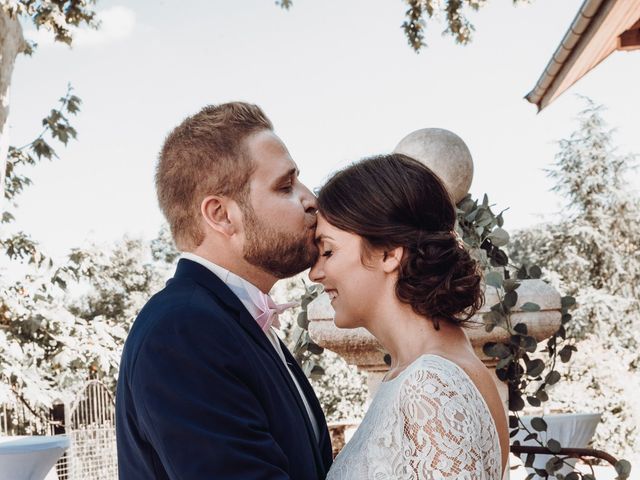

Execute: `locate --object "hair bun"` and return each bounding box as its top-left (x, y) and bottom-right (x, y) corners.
top-left (397, 231), bottom-right (483, 328)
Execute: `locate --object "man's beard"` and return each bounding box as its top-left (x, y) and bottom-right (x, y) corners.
top-left (242, 204), bottom-right (318, 278)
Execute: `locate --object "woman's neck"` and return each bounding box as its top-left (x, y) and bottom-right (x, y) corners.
top-left (365, 297), bottom-right (472, 371)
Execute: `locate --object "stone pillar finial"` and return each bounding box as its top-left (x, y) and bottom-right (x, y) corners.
top-left (394, 128), bottom-right (474, 204)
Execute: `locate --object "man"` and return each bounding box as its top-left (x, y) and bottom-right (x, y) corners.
top-left (116, 102), bottom-right (333, 479)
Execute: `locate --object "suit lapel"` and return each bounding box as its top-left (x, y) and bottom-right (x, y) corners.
top-left (172, 259), bottom-right (327, 477)
top-left (279, 339), bottom-right (333, 469)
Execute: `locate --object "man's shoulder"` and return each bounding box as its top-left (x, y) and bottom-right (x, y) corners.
top-left (122, 277), bottom-right (239, 362)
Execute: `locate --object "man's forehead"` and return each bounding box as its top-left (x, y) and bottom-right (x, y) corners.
top-left (246, 131), bottom-right (296, 172)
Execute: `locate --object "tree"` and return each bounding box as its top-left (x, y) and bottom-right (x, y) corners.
top-left (0, 233), bottom-right (162, 428)
top-left (277, 0), bottom-right (529, 52)
top-left (0, 0), bottom-right (97, 203)
top-left (509, 99), bottom-right (640, 460)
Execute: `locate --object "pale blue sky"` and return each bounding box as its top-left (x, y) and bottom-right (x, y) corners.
top-left (6, 0), bottom-right (640, 261)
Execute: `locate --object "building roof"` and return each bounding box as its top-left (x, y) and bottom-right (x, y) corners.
top-left (526, 0), bottom-right (640, 111)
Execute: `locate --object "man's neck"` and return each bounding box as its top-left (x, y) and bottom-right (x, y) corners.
top-left (188, 247), bottom-right (277, 293)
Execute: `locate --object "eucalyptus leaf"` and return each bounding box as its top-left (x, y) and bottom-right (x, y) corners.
top-left (545, 456), bottom-right (563, 473)
top-left (525, 453), bottom-right (535, 468)
top-left (485, 271), bottom-right (503, 289)
top-left (488, 227), bottom-right (510, 247)
top-left (615, 459), bottom-right (632, 476)
top-left (546, 370), bottom-right (561, 385)
top-left (509, 393), bottom-right (525, 411)
top-left (521, 302), bottom-right (540, 312)
top-left (297, 311), bottom-right (309, 329)
top-left (527, 359), bottom-right (545, 377)
top-left (535, 389), bottom-right (549, 402)
top-left (561, 296), bottom-right (576, 308)
top-left (526, 395), bottom-right (541, 407)
top-left (547, 438), bottom-right (562, 453)
top-left (529, 265), bottom-right (542, 279)
top-left (513, 323), bottom-right (527, 335)
top-left (503, 279), bottom-right (521, 292)
top-left (504, 290), bottom-right (518, 308)
top-left (531, 417), bottom-right (547, 432)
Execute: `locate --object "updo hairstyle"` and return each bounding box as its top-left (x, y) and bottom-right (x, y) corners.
top-left (317, 153), bottom-right (483, 329)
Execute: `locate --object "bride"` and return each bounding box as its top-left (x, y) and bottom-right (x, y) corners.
top-left (309, 153), bottom-right (508, 479)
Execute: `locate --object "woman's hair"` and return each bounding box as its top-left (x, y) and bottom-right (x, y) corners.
top-left (317, 153), bottom-right (483, 329)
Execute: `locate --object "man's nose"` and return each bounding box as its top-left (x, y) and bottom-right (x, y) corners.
top-left (300, 183), bottom-right (318, 214)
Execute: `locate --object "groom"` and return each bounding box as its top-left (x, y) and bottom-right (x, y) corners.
top-left (116, 102), bottom-right (333, 479)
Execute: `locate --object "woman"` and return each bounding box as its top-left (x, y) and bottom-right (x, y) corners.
top-left (310, 153), bottom-right (508, 479)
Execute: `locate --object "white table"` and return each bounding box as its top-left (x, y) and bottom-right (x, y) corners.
top-left (0, 436), bottom-right (70, 480)
top-left (512, 413), bottom-right (601, 479)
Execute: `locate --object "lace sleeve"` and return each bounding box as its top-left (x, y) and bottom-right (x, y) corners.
top-left (398, 360), bottom-right (497, 479)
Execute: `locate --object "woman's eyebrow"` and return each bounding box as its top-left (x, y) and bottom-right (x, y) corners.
top-left (314, 234), bottom-right (334, 245)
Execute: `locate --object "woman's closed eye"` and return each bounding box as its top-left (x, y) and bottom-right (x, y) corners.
top-left (321, 250), bottom-right (333, 258)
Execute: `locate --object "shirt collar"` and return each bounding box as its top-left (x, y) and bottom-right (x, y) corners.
top-left (179, 252), bottom-right (264, 319)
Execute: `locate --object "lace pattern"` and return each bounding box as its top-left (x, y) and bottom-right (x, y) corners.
top-left (327, 355), bottom-right (502, 480)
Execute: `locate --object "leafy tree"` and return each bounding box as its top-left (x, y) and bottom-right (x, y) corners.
top-left (0, 2), bottom-right (104, 431)
top-left (1, 233), bottom-right (162, 428)
top-left (276, 0), bottom-right (529, 52)
top-left (509, 99), bottom-right (640, 461)
top-left (0, 0), bottom-right (97, 202)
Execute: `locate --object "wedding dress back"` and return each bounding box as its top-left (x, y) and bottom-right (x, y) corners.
top-left (327, 354), bottom-right (502, 480)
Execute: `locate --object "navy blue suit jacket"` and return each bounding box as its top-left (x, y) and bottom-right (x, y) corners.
top-left (116, 259), bottom-right (333, 479)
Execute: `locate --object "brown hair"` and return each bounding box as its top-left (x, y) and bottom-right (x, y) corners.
top-left (317, 153), bottom-right (483, 328)
top-left (156, 102), bottom-right (273, 250)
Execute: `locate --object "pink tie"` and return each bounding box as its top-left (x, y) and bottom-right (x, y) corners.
top-left (254, 292), bottom-right (298, 332)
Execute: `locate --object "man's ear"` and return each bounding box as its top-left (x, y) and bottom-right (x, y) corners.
top-left (381, 246), bottom-right (403, 274)
top-left (201, 195), bottom-right (240, 237)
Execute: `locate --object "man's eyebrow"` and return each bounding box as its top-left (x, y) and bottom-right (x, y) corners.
top-left (275, 167), bottom-right (298, 182)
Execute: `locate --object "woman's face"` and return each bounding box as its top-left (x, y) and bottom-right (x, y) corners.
top-left (309, 214), bottom-right (388, 328)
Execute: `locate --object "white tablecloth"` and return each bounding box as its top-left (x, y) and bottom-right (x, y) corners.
top-left (512, 413), bottom-right (601, 479)
top-left (0, 436), bottom-right (69, 480)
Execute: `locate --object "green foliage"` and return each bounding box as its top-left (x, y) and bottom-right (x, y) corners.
top-left (1, 0), bottom-right (98, 49)
top-left (510, 100), bottom-right (640, 466)
top-left (2, 85), bottom-right (82, 276)
top-left (276, 0), bottom-right (529, 52)
top-left (290, 281), bottom-right (325, 378)
top-left (4, 85), bottom-right (80, 204)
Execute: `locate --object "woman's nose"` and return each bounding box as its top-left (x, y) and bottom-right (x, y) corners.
top-left (309, 261), bottom-right (324, 283)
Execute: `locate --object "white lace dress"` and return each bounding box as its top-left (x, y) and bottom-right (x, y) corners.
top-left (327, 354), bottom-right (502, 480)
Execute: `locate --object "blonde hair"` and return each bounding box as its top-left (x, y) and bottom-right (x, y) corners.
top-left (156, 102), bottom-right (273, 250)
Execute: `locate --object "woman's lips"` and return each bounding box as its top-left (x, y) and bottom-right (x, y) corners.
top-left (326, 289), bottom-right (338, 302)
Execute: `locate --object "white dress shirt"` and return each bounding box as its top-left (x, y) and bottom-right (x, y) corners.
top-left (179, 253), bottom-right (320, 441)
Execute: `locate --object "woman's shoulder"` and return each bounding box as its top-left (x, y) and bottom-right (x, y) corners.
top-left (391, 354), bottom-right (489, 405)
top-left (401, 353), bottom-right (473, 382)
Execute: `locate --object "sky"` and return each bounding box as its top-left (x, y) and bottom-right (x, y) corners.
top-left (5, 0), bottom-right (640, 262)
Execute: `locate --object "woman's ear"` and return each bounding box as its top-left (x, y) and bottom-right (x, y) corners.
top-left (381, 246), bottom-right (403, 273)
top-left (201, 195), bottom-right (239, 237)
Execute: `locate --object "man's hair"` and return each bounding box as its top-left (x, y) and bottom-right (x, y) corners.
top-left (156, 102), bottom-right (273, 250)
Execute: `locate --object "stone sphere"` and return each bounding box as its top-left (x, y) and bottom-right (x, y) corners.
top-left (393, 128), bottom-right (474, 204)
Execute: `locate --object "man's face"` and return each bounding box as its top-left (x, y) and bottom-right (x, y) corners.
top-left (240, 130), bottom-right (318, 278)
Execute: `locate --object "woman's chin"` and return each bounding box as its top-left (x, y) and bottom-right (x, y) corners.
top-left (333, 312), bottom-right (356, 329)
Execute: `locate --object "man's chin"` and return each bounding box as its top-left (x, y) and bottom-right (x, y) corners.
top-left (243, 229), bottom-right (319, 279)
top-left (275, 253), bottom-right (318, 279)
